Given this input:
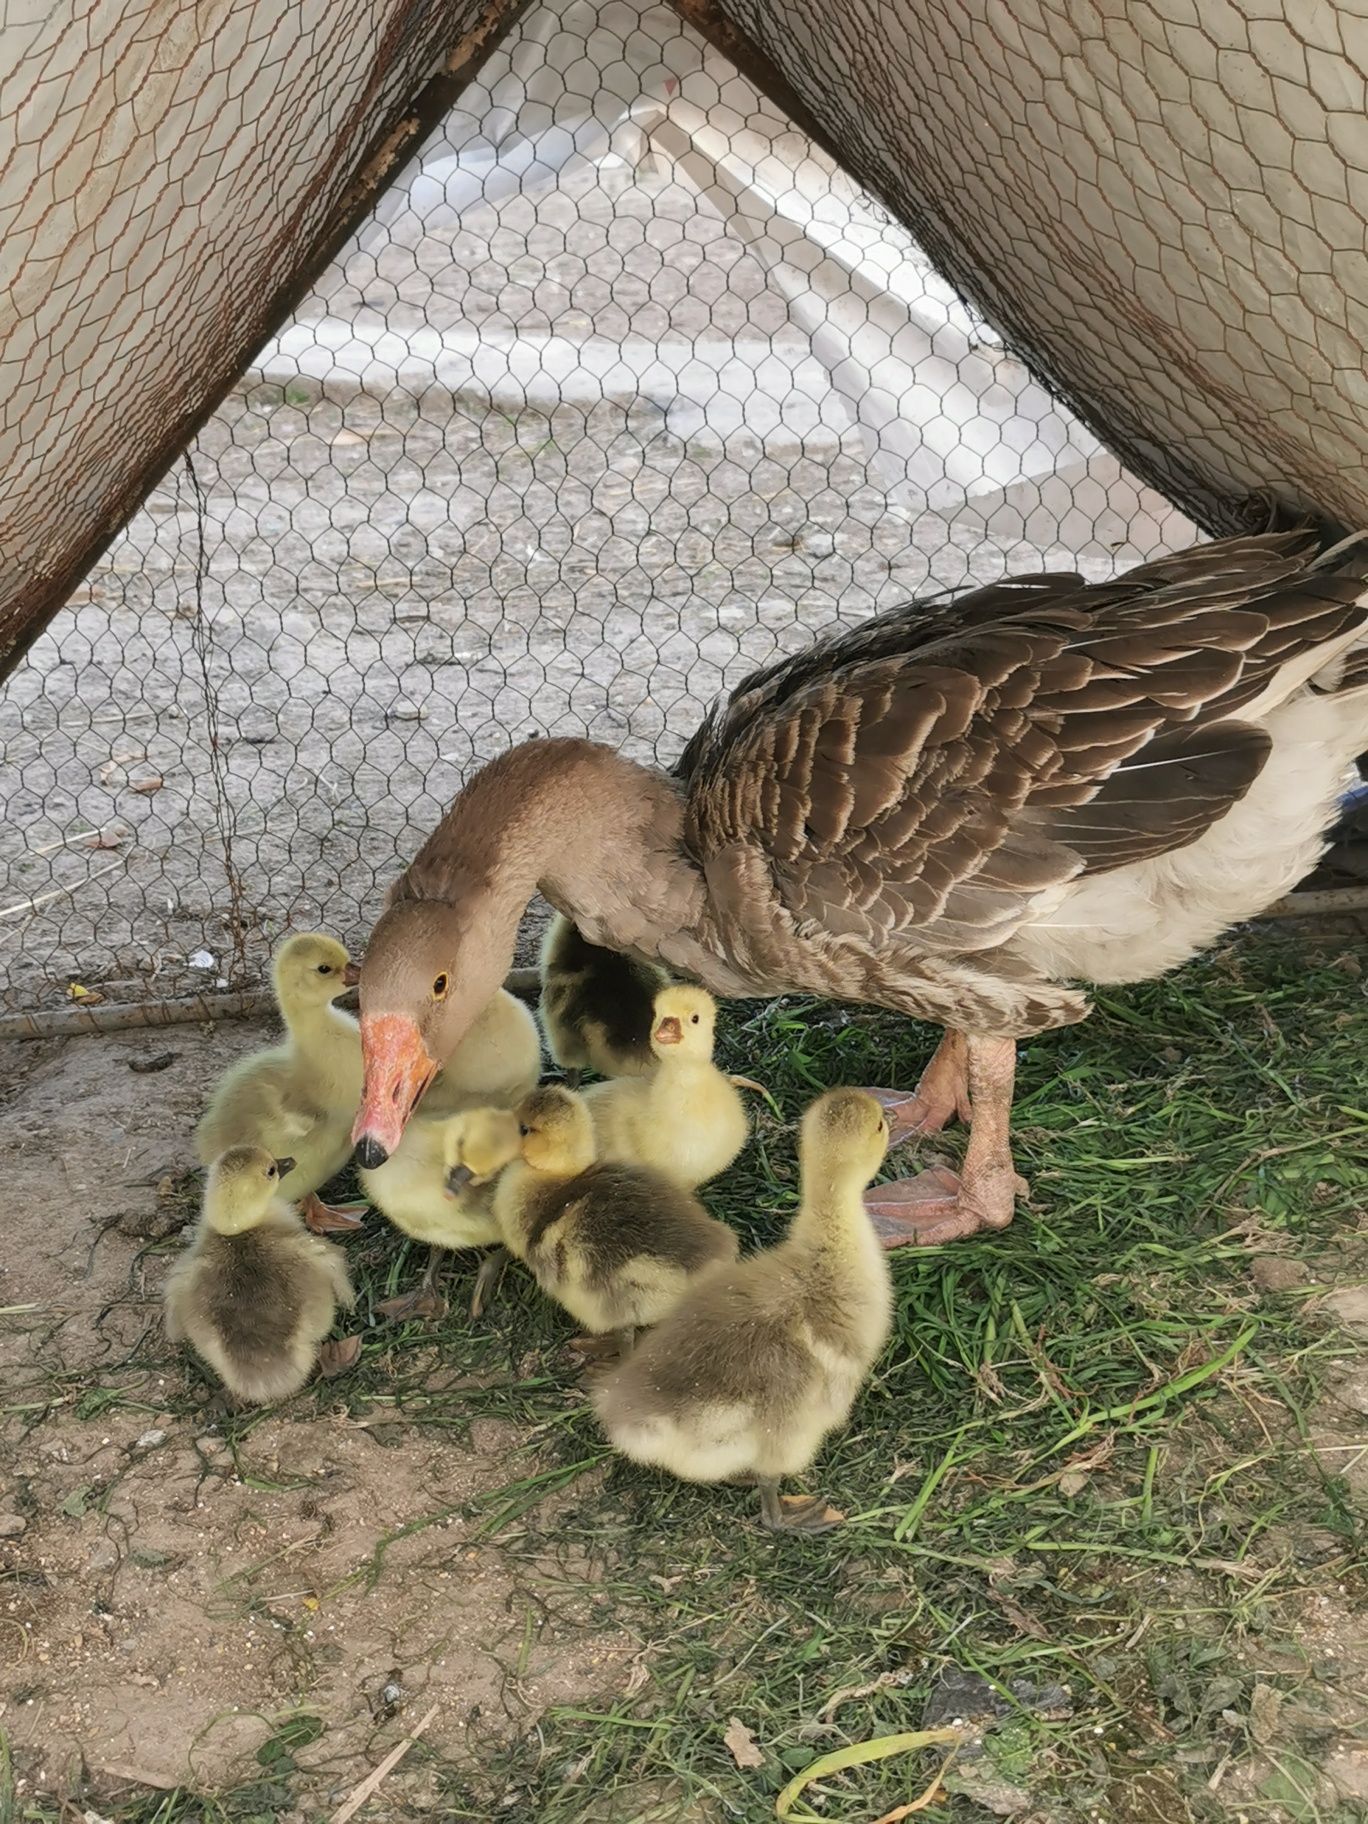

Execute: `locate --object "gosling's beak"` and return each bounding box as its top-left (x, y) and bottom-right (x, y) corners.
top-left (653, 1016), bottom-right (682, 1046)
top-left (445, 1163), bottom-right (475, 1196)
top-left (352, 1013), bottom-right (438, 1169)
top-left (341, 961), bottom-right (362, 988)
top-left (274, 1155), bottom-right (297, 1177)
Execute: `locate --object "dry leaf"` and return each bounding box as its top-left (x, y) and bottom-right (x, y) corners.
top-left (66, 981), bottom-right (103, 1003)
top-left (723, 1716), bottom-right (765, 1770)
top-left (1249, 1683), bottom-right (1283, 1745)
top-left (1056, 1438), bottom-right (1112, 1500)
top-left (86, 824), bottom-right (129, 850)
top-left (129, 776), bottom-right (164, 795)
top-left (871, 1783), bottom-right (947, 1824)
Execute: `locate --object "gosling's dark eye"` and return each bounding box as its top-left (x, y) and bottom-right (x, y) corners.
top-left (433, 973), bottom-right (449, 999)
top-left (519, 1123), bottom-right (530, 1137)
top-left (317, 963), bottom-right (332, 975)
top-left (266, 1164), bottom-right (277, 1177)
top-left (690, 1013), bottom-right (700, 1024)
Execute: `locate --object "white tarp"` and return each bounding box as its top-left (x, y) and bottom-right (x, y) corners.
top-left (257, 0), bottom-right (1193, 566)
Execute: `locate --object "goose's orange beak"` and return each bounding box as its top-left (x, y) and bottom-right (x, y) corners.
top-left (653, 1016), bottom-right (682, 1046)
top-left (352, 1013), bottom-right (438, 1168)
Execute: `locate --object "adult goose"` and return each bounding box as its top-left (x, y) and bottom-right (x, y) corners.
top-left (352, 531), bottom-right (1368, 1244)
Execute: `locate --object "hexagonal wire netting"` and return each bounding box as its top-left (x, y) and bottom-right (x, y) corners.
top-left (0, 0), bottom-right (1199, 1020)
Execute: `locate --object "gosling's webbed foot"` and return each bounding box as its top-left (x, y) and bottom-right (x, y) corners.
top-left (376, 1287), bottom-right (448, 1323)
top-left (759, 1481), bottom-right (845, 1533)
top-left (301, 1193), bottom-right (367, 1235)
top-left (568, 1327), bottom-right (634, 1365)
top-left (317, 1335), bottom-right (363, 1379)
top-left (863, 1165), bottom-right (1027, 1248)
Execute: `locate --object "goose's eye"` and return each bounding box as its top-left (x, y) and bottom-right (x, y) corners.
top-left (690, 1013), bottom-right (700, 1024)
top-left (432, 973), bottom-right (449, 1000)
top-left (317, 963), bottom-right (332, 975)
top-left (266, 1163), bottom-right (277, 1177)
top-left (519, 1123), bottom-right (530, 1137)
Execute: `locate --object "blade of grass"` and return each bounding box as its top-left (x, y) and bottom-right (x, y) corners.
top-left (775, 1727), bottom-right (963, 1821)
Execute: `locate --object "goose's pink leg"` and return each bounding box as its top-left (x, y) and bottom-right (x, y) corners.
top-left (864, 1036), bottom-right (1028, 1247)
top-left (860, 1029), bottom-right (971, 1144)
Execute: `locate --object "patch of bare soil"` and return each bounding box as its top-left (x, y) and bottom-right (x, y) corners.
top-left (0, 1023), bottom-right (631, 1813)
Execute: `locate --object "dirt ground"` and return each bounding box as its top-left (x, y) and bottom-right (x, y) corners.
top-left (0, 1018), bottom-right (634, 1815)
top-left (4, 967), bottom-right (1368, 1822)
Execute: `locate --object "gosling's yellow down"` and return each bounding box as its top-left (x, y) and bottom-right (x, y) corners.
top-left (361, 1105), bottom-right (521, 1320)
top-left (495, 1083), bottom-right (738, 1355)
top-left (581, 985), bottom-right (755, 1190)
top-left (165, 1145), bottom-right (355, 1404)
top-left (194, 933), bottom-right (367, 1234)
top-left (198, 932), bottom-right (540, 1234)
top-left (591, 1088), bottom-right (893, 1532)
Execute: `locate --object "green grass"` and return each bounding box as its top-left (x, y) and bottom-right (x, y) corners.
top-left (12, 930), bottom-right (1368, 1823)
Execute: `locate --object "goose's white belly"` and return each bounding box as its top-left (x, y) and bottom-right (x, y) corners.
top-left (1014, 694), bottom-right (1362, 985)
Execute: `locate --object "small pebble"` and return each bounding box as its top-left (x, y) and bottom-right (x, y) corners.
top-left (88, 1539), bottom-right (119, 1572)
top-left (0, 1512), bottom-right (27, 1538)
top-left (1251, 1257), bottom-right (1307, 1293)
top-left (135, 1429), bottom-right (168, 1450)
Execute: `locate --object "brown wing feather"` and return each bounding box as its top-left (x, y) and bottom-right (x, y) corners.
top-left (682, 534), bottom-right (1368, 956)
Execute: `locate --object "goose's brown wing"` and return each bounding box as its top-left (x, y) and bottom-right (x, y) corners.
top-left (672, 573), bottom-right (1085, 784)
top-left (681, 534), bottom-right (1368, 954)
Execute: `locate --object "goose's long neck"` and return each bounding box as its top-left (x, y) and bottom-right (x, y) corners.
top-left (397, 738), bottom-right (709, 958)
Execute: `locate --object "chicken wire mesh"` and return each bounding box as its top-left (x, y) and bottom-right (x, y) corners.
top-left (0, 0), bottom-right (1199, 1021)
